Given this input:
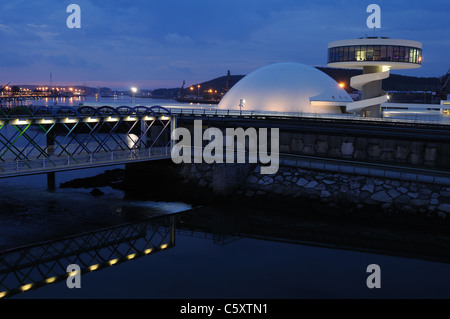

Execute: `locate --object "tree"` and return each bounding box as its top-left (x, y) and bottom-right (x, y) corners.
top-left (11, 86), bottom-right (20, 95)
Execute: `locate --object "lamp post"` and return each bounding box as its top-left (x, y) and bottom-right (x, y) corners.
top-left (197, 85), bottom-right (201, 98)
top-left (131, 87), bottom-right (138, 104)
top-left (239, 99), bottom-right (246, 116)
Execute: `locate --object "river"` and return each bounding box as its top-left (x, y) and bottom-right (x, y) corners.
top-left (0, 97), bottom-right (450, 299)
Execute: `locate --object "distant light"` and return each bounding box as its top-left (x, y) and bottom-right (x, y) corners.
top-left (339, 82), bottom-right (345, 89)
top-left (190, 87), bottom-right (194, 91)
top-left (131, 87), bottom-right (138, 93)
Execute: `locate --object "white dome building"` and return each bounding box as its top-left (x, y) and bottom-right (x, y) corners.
top-left (218, 63), bottom-right (352, 114)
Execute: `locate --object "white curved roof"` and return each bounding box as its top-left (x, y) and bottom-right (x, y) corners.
top-left (218, 63), bottom-right (352, 114)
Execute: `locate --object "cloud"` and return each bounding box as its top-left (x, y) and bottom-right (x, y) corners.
top-left (164, 33), bottom-right (194, 46)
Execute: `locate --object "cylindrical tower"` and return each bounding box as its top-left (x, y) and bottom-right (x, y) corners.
top-left (328, 37), bottom-right (422, 117)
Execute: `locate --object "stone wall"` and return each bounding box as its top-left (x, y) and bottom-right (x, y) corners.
top-left (175, 162), bottom-right (450, 218)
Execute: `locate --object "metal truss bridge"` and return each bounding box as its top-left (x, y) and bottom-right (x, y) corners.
top-left (0, 105), bottom-right (175, 178)
top-left (0, 214), bottom-right (176, 299)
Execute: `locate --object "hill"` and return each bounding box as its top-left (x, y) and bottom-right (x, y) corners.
top-left (150, 67), bottom-right (446, 102)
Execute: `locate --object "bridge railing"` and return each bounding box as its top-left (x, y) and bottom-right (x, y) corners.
top-left (0, 147), bottom-right (171, 176)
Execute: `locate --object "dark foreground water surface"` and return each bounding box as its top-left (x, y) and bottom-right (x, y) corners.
top-left (1, 167), bottom-right (450, 300)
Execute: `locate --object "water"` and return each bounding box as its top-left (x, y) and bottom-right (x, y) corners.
top-left (1, 167), bottom-right (450, 299)
top-left (1, 97), bottom-right (450, 299)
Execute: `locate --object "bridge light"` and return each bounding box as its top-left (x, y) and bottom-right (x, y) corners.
top-left (21, 283), bottom-right (33, 292)
top-left (144, 248), bottom-right (153, 255)
top-left (37, 118), bottom-right (56, 125)
top-left (144, 116), bottom-right (155, 121)
top-left (160, 244), bottom-right (169, 250)
top-left (85, 117), bottom-right (99, 123)
top-left (89, 264), bottom-right (100, 271)
top-left (63, 117), bottom-right (78, 124)
top-left (159, 116), bottom-right (171, 121)
top-left (106, 116), bottom-right (119, 122)
top-left (124, 116), bottom-right (137, 122)
top-left (0, 291), bottom-right (7, 299)
top-left (45, 276), bottom-right (58, 284)
top-left (127, 253), bottom-right (137, 260)
top-left (12, 119), bottom-right (31, 125)
top-left (109, 258), bottom-right (119, 266)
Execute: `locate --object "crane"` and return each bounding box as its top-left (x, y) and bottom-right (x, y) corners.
top-left (0, 83), bottom-right (10, 93)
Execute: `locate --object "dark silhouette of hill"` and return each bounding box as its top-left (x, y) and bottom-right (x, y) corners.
top-left (150, 67), bottom-right (445, 100)
top-left (316, 67), bottom-right (440, 92)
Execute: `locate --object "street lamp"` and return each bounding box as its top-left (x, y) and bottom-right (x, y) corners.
top-left (239, 99), bottom-right (246, 115)
top-left (197, 85), bottom-right (201, 98)
top-left (131, 87), bottom-right (138, 104)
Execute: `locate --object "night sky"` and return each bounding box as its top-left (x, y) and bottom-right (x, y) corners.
top-left (0, 0), bottom-right (448, 90)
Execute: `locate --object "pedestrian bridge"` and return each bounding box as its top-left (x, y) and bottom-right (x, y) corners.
top-left (0, 105), bottom-right (175, 178)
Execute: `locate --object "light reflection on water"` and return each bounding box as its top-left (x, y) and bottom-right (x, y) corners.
top-left (2, 203), bottom-right (450, 299)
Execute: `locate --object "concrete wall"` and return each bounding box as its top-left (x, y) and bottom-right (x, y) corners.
top-left (279, 132), bottom-right (450, 169)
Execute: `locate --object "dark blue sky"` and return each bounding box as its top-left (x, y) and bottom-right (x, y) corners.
top-left (0, 0), bottom-right (448, 90)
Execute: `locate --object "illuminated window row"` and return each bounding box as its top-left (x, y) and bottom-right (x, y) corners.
top-left (328, 45), bottom-right (422, 64)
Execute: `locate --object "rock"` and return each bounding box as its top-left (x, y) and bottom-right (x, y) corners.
top-left (362, 184), bottom-right (375, 193)
top-left (247, 175), bottom-right (259, 184)
top-left (90, 188), bottom-right (104, 196)
top-left (315, 183), bottom-right (327, 191)
top-left (391, 181), bottom-right (401, 187)
top-left (387, 189), bottom-right (401, 199)
top-left (198, 179), bottom-right (209, 188)
top-left (350, 181), bottom-right (361, 189)
top-left (371, 191), bottom-right (391, 203)
top-left (245, 190), bottom-right (255, 197)
top-left (411, 199), bottom-right (429, 207)
top-left (320, 191), bottom-right (331, 198)
top-left (438, 204), bottom-right (450, 213)
top-left (398, 187), bottom-right (408, 194)
top-left (305, 181), bottom-right (319, 189)
top-left (419, 188), bottom-right (432, 195)
top-left (296, 178), bottom-right (309, 187)
top-left (407, 193), bottom-right (419, 199)
top-left (395, 194), bottom-right (413, 204)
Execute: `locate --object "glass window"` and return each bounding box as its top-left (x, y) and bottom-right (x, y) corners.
top-left (409, 48), bottom-right (414, 63)
top-left (366, 46), bottom-right (374, 61)
top-left (374, 46), bottom-right (381, 61)
top-left (387, 46), bottom-right (393, 61)
top-left (349, 46), bottom-right (355, 61)
top-left (393, 46), bottom-right (400, 62)
top-left (380, 46), bottom-right (387, 61)
top-left (399, 47), bottom-right (405, 62)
